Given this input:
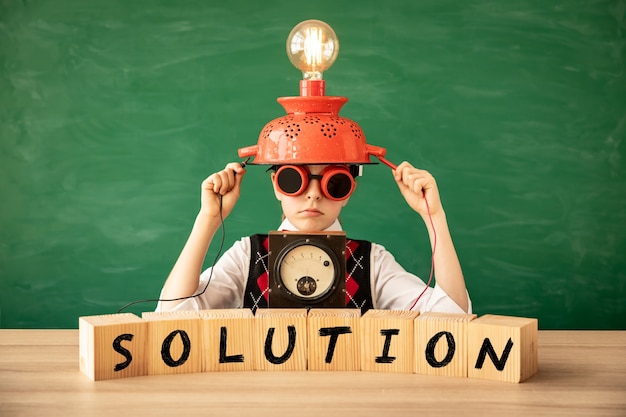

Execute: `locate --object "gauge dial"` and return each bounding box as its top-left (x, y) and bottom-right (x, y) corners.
top-left (277, 244), bottom-right (337, 300)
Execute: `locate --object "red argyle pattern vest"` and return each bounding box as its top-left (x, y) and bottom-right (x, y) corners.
top-left (243, 234), bottom-right (374, 313)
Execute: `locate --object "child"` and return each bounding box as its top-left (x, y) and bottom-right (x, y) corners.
top-left (157, 161), bottom-right (470, 314)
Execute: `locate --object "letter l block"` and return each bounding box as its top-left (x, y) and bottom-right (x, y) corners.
top-left (200, 309), bottom-right (255, 372)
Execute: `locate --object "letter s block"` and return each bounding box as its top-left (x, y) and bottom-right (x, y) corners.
top-left (79, 313), bottom-right (147, 381)
top-left (415, 312), bottom-right (477, 377)
top-left (468, 315), bottom-right (538, 383)
top-left (142, 311), bottom-right (202, 376)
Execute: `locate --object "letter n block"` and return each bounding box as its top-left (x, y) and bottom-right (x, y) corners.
top-left (79, 313), bottom-right (147, 381)
top-left (468, 314), bottom-right (538, 383)
top-left (142, 311), bottom-right (202, 376)
top-left (199, 309), bottom-right (254, 372)
top-left (360, 309), bottom-right (419, 373)
top-left (307, 309), bottom-right (361, 371)
top-left (253, 309), bottom-right (307, 371)
top-left (414, 312), bottom-right (477, 377)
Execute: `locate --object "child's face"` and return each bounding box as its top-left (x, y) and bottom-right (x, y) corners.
top-left (271, 164), bottom-right (351, 232)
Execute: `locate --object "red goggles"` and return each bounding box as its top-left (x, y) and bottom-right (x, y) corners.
top-left (274, 165), bottom-right (356, 201)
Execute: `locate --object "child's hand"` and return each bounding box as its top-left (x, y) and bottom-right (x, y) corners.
top-left (200, 162), bottom-right (246, 218)
top-left (393, 161), bottom-right (443, 218)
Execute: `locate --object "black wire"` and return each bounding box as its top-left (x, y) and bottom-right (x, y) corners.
top-left (116, 195), bottom-right (226, 314)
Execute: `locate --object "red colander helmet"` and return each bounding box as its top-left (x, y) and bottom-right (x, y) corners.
top-left (238, 92), bottom-right (388, 165)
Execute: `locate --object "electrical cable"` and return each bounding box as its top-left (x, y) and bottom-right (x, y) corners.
top-left (116, 195), bottom-right (226, 314)
top-left (117, 157), bottom-right (435, 313)
top-left (376, 156), bottom-right (437, 312)
top-left (409, 192), bottom-right (436, 311)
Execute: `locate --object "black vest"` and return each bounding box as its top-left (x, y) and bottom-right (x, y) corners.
top-left (243, 234), bottom-right (374, 313)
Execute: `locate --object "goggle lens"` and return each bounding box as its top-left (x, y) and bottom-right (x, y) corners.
top-left (276, 166), bottom-right (305, 195)
top-left (274, 165), bottom-right (355, 201)
top-left (324, 171), bottom-right (353, 200)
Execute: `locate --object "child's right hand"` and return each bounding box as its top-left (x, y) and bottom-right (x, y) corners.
top-left (200, 162), bottom-right (246, 219)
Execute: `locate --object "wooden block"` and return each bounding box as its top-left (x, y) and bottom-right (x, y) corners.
top-left (253, 309), bottom-right (308, 371)
top-left (360, 309), bottom-right (419, 373)
top-left (467, 314), bottom-right (538, 383)
top-left (142, 310), bottom-right (202, 376)
top-left (199, 309), bottom-right (255, 372)
top-left (307, 309), bottom-right (361, 371)
top-left (414, 312), bottom-right (477, 377)
top-left (79, 313), bottom-right (147, 381)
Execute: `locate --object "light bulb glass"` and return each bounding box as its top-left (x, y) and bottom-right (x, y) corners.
top-left (286, 20), bottom-right (339, 80)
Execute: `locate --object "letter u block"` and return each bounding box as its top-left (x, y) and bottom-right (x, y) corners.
top-left (199, 309), bottom-right (254, 372)
top-left (307, 309), bottom-right (361, 371)
top-left (142, 311), bottom-right (202, 375)
top-left (467, 314), bottom-right (538, 383)
top-left (79, 313), bottom-right (147, 381)
top-left (360, 309), bottom-right (419, 373)
top-left (414, 312), bottom-right (477, 377)
top-left (253, 309), bottom-right (307, 371)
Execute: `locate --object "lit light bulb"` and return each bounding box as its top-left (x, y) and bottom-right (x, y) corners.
top-left (286, 19), bottom-right (339, 81)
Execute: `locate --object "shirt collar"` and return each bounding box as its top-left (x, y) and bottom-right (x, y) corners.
top-left (278, 218), bottom-right (343, 232)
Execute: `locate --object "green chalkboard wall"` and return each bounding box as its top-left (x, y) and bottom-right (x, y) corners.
top-left (1, 0), bottom-right (624, 329)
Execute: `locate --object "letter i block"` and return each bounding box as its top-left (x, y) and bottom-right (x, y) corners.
top-left (360, 310), bottom-right (419, 373)
top-left (199, 309), bottom-right (255, 372)
top-left (307, 309), bottom-right (361, 371)
top-left (79, 313), bottom-right (147, 381)
top-left (253, 309), bottom-right (307, 371)
top-left (467, 314), bottom-right (538, 383)
top-left (414, 312), bottom-right (477, 377)
top-left (142, 311), bottom-right (202, 376)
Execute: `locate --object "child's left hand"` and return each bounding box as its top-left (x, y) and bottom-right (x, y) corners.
top-left (393, 161), bottom-right (444, 218)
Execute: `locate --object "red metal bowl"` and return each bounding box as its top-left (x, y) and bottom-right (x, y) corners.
top-left (238, 95), bottom-right (388, 165)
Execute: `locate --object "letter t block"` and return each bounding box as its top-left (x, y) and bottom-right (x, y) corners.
top-left (307, 309), bottom-right (361, 371)
top-left (468, 314), bottom-right (538, 383)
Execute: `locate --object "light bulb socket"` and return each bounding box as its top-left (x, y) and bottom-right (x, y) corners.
top-left (300, 79), bottom-right (325, 97)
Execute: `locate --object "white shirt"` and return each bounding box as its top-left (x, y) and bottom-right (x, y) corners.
top-left (157, 219), bottom-right (471, 314)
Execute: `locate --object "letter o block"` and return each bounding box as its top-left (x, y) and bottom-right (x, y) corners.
top-left (142, 311), bottom-right (202, 376)
top-left (415, 312), bottom-right (477, 377)
top-left (468, 315), bottom-right (538, 383)
top-left (79, 313), bottom-right (147, 381)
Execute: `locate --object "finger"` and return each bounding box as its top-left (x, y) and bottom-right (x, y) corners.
top-left (225, 162), bottom-right (246, 177)
top-left (204, 175), bottom-right (221, 194)
top-left (223, 163), bottom-right (247, 192)
top-left (402, 170), bottom-right (422, 189)
top-left (412, 179), bottom-right (425, 195)
top-left (393, 161), bottom-right (413, 181)
top-left (233, 166), bottom-right (246, 189)
top-left (215, 171), bottom-right (235, 195)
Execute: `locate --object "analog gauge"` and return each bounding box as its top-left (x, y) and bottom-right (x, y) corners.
top-left (277, 243), bottom-right (338, 300)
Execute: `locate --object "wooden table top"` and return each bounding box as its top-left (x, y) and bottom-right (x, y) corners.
top-left (0, 330), bottom-right (625, 416)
